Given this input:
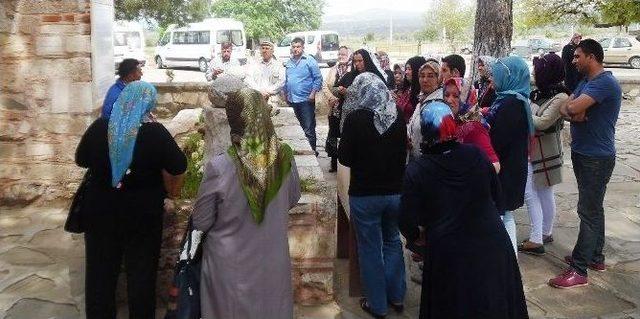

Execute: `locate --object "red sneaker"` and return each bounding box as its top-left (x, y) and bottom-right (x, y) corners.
top-left (548, 268), bottom-right (588, 289)
top-left (564, 256), bottom-right (606, 272)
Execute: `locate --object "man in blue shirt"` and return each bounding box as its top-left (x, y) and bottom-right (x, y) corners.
top-left (101, 59), bottom-right (143, 119)
top-left (284, 37), bottom-right (323, 155)
top-left (549, 39), bottom-right (621, 289)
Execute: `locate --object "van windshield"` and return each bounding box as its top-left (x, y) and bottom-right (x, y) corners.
top-left (114, 32), bottom-right (142, 48)
top-left (216, 30), bottom-right (244, 46)
top-left (321, 34), bottom-right (339, 51)
top-left (279, 35), bottom-right (293, 47)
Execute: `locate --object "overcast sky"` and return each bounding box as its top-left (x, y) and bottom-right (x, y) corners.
top-left (323, 0), bottom-right (475, 15)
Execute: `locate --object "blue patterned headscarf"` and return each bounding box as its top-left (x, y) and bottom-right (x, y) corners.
top-left (108, 81), bottom-right (157, 188)
top-left (489, 56), bottom-right (534, 135)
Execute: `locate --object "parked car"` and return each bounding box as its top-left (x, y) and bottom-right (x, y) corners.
top-left (114, 21), bottom-right (146, 69)
top-left (275, 31), bottom-right (340, 65)
top-left (511, 38), bottom-right (561, 58)
top-left (599, 36), bottom-right (640, 69)
top-left (154, 18), bottom-right (247, 72)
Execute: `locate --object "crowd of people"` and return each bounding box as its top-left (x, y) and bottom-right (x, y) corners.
top-left (74, 33), bottom-right (622, 318)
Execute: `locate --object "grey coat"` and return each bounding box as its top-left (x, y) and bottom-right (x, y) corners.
top-left (531, 93), bottom-right (569, 187)
top-left (192, 153), bottom-right (301, 319)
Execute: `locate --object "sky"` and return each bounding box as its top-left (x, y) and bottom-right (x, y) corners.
top-left (323, 0), bottom-right (475, 15)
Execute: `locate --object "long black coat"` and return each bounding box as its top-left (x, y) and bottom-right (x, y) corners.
top-left (399, 142), bottom-right (528, 319)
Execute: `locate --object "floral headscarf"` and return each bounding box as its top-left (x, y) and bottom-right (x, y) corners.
top-left (341, 72), bottom-right (398, 135)
top-left (222, 84), bottom-right (294, 224)
top-left (376, 51), bottom-right (391, 71)
top-left (108, 81), bottom-right (157, 188)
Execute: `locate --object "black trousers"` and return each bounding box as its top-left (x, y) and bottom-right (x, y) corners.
top-left (570, 151), bottom-right (615, 276)
top-left (84, 209), bottom-right (163, 319)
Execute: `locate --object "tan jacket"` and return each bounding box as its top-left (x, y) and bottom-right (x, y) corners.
top-left (530, 92), bottom-right (569, 187)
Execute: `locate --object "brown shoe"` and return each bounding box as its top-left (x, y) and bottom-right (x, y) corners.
top-left (518, 240), bottom-right (545, 256)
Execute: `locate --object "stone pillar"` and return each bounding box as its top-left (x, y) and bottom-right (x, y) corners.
top-left (0, 1), bottom-right (113, 316)
top-left (0, 0), bottom-right (113, 205)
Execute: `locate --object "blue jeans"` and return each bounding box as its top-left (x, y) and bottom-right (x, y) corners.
top-left (570, 151), bottom-right (615, 275)
top-left (350, 194), bottom-right (406, 315)
top-left (502, 211), bottom-right (517, 256)
top-left (291, 100), bottom-right (317, 152)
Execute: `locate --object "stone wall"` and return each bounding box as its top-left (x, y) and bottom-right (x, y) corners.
top-left (152, 81), bottom-right (337, 305)
top-left (0, 0), bottom-right (110, 206)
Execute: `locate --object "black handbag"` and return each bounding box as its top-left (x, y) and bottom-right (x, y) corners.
top-left (164, 218), bottom-right (203, 319)
top-left (64, 170), bottom-right (91, 234)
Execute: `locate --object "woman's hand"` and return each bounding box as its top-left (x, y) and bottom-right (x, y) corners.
top-left (338, 86), bottom-right (347, 95)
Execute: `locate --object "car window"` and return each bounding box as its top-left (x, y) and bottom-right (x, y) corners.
top-left (231, 30), bottom-right (244, 46)
top-left (199, 31), bottom-right (210, 44)
top-left (307, 35), bottom-right (315, 44)
top-left (613, 38), bottom-right (632, 48)
top-left (599, 38), bottom-right (611, 48)
top-left (321, 33), bottom-right (339, 51)
top-left (217, 30), bottom-right (244, 46)
top-left (157, 33), bottom-right (170, 46)
top-left (172, 32), bottom-right (186, 45)
top-left (114, 32), bottom-right (141, 48)
top-left (279, 35), bottom-right (293, 47)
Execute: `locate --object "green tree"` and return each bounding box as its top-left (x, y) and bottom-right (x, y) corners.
top-left (211, 0), bottom-right (325, 47)
top-left (114, 0), bottom-right (210, 28)
top-left (364, 33), bottom-right (375, 42)
top-left (521, 0), bottom-right (640, 30)
top-left (418, 0), bottom-right (475, 51)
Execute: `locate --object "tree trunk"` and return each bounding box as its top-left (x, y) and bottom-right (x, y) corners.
top-left (471, 0), bottom-right (513, 80)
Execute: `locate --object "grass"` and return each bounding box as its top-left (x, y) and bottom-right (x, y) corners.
top-left (300, 176), bottom-right (319, 193)
top-left (180, 132), bottom-right (205, 199)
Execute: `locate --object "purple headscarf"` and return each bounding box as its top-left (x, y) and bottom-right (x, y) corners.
top-left (532, 53), bottom-right (565, 91)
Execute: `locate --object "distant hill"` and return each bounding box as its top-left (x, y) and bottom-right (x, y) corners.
top-left (321, 9), bottom-right (425, 38)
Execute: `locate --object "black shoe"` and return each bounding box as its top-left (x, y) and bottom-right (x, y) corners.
top-left (543, 235), bottom-right (554, 244)
top-left (360, 298), bottom-right (386, 319)
top-left (388, 301), bottom-right (404, 314)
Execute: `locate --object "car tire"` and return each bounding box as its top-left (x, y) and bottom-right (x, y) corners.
top-left (155, 56), bottom-right (164, 69)
top-left (198, 58), bottom-right (208, 73)
top-left (630, 56), bottom-right (640, 69)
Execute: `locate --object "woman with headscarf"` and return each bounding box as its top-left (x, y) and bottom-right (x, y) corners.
top-left (322, 46), bottom-right (351, 172)
top-left (486, 56), bottom-right (534, 255)
top-left (192, 77), bottom-right (301, 319)
top-left (75, 81), bottom-right (187, 318)
top-left (444, 77), bottom-right (500, 172)
top-left (403, 56), bottom-right (428, 118)
top-left (519, 53), bottom-right (570, 255)
top-left (338, 72), bottom-right (407, 319)
top-left (407, 59), bottom-right (443, 160)
top-left (399, 102), bottom-right (528, 319)
top-left (475, 56), bottom-right (497, 110)
top-left (376, 50), bottom-right (396, 89)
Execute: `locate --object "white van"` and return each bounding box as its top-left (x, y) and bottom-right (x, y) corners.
top-left (275, 31), bottom-right (340, 65)
top-left (154, 18), bottom-right (247, 72)
top-left (114, 21), bottom-right (146, 69)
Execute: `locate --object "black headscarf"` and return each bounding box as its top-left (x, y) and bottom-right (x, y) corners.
top-left (337, 49), bottom-right (386, 88)
top-left (405, 56), bottom-right (427, 107)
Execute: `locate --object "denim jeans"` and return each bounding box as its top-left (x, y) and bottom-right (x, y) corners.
top-left (350, 194), bottom-right (407, 315)
top-left (502, 211), bottom-right (517, 256)
top-left (291, 100), bottom-right (317, 152)
top-left (570, 151), bottom-right (615, 275)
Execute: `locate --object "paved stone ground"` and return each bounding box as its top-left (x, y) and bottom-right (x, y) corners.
top-left (297, 97), bottom-right (640, 318)
top-left (1, 99), bottom-right (639, 318)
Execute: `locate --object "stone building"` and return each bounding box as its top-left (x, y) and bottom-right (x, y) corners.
top-left (1, 1), bottom-right (336, 316)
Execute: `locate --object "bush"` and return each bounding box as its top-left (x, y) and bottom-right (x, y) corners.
top-left (181, 132), bottom-right (205, 199)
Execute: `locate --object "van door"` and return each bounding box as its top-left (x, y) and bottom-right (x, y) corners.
top-left (155, 32), bottom-right (171, 67)
top-left (167, 31), bottom-right (186, 67)
top-left (610, 37), bottom-right (633, 63)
